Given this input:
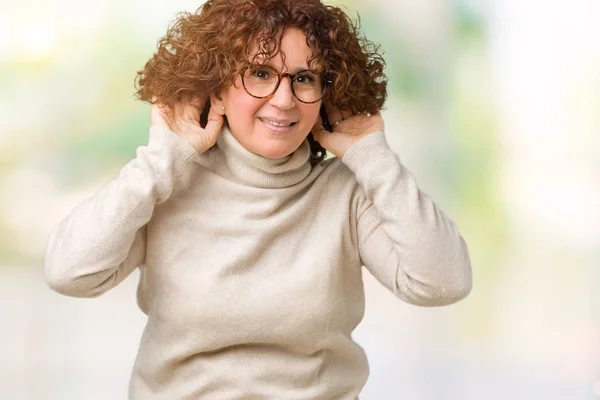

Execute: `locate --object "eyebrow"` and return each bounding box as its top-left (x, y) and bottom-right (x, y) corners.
top-left (289, 66), bottom-right (311, 74)
top-left (256, 63), bottom-right (313, 74)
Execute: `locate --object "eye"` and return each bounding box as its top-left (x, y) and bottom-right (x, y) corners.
top-left (294, 72), bottom-right (317, 84)
top-left (250, 68), bottom-right (272, 80)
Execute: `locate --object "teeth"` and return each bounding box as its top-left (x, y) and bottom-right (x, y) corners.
top-left (261, 118), bottom-right (293, 127)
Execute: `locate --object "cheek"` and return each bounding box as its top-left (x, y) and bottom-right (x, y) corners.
top-left (222, 83), bottom-right (263, 121)
top-left (228, 98), bottom-right (260, 120)
top-left (299, 104), bottom-right (321, 127)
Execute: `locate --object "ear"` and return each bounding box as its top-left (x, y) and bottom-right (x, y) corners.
top-left (210, 93), bottom-right (226, 116)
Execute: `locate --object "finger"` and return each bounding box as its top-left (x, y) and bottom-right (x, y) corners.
top-left (323, 101), bottom-right (343, 126)
top-left (311, 116), bottom-right (324, 134)
top-left (150, 102), bottom-right (172, 127)
top-left (339, 108), bottom-right (353, 120)
top-left (150, 103), bottom-right (162, 124)
top-left (152, 98), bottom-right (170, 110)
top-left (172, 102), bottom-right (197, 125)
top-left (180, 93), bottom-right (203, 114)
top-left (189, 93), bottom-right (204, 108)
top-left (181, 99), bottom-right (201, 121)
top-left (209, 96), bottom-right (225, 116)
top-left (151, 101), bottom-right (171, 117)
top-left (171, 100), bottom-right (185, 119)
top-left (178, 92), bottom-right (199, 107)
top-left (151, 96), bottom-right (165, 106)
top-left (311, 117), bottom-right (329, 145)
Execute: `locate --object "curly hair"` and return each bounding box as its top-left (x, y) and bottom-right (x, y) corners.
top-left (135, 0), bottom-right (388, 164)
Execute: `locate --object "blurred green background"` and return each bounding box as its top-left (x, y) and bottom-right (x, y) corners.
top-left (1, 0), bottom-right (598, 399)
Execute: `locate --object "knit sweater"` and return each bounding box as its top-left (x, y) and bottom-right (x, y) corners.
top-left (44, 124), bottom-right (472, 399)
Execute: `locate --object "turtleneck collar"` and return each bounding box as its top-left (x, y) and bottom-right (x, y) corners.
top-left (199, 124), bottom-right (312, 189)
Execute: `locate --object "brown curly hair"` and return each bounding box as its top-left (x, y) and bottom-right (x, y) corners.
top-left (134, 0), bottom-right (387, 164)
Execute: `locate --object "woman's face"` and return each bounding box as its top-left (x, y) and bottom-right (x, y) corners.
top-left (215, 27), bottom-right (322, 159)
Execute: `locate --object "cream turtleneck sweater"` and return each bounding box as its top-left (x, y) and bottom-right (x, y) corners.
top-left (44, 124), bottom-right (472, 399)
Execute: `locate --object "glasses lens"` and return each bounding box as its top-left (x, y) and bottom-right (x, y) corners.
top-left (292, 71), bottom-right (324, 103)
top-left (243, 66), bottom-right (279, 98)
top-left (242, 66), bottom-right (326, 103)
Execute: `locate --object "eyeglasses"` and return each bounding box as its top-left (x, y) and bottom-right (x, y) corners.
top-left (241, 65), bottom-right (331, 104)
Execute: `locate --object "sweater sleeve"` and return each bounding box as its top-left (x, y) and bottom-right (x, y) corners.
top-left (44, 126), bottom-right (198, 298)
top-left (342, 131), bottom-right (472, 306)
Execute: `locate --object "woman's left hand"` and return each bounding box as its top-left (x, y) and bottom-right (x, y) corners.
top-left (311, 101), bottom-right (385, 159)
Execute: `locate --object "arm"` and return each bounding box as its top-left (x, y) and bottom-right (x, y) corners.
top-left (44, 126), bottom-right (198, 298)
top-left (343, 131), bottom-right (472, 306)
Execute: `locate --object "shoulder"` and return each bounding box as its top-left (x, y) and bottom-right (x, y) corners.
top-left (313, 156), bottom-right (355, 181)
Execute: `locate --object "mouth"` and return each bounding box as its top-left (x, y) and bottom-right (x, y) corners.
top-left (258, 117), bottom-right (298, 128)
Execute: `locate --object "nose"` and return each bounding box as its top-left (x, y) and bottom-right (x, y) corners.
top-left (268, 76), bottom-right (296, 110)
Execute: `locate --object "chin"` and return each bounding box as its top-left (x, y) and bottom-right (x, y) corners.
top-left (257, 146), bottom-right (295, 159)
top-left (256, 134), bottom-right (306, 160)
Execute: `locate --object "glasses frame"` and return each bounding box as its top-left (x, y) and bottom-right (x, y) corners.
top-left (240, 66), bottom-right (332, 104)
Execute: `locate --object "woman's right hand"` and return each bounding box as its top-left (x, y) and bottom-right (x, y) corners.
top-left (150, 95), bottom-right (224, 154)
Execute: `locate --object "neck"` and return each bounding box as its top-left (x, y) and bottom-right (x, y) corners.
top-left (201, 125), bottom-right (312, 189)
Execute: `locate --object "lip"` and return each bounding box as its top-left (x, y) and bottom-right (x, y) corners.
top-left (259, 117), bottom-right (298, 134)
top-left (259, 117), bottom-right (297, 125)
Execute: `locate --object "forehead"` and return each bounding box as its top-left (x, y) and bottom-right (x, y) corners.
top-left (249, 27), bottom-right (314, 71)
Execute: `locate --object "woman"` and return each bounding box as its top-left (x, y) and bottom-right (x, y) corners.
top-left (44, 0), bottom-right (472, 398)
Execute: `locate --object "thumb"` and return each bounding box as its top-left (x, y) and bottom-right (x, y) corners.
top-left (205, 107), bottom-right (224, 137)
